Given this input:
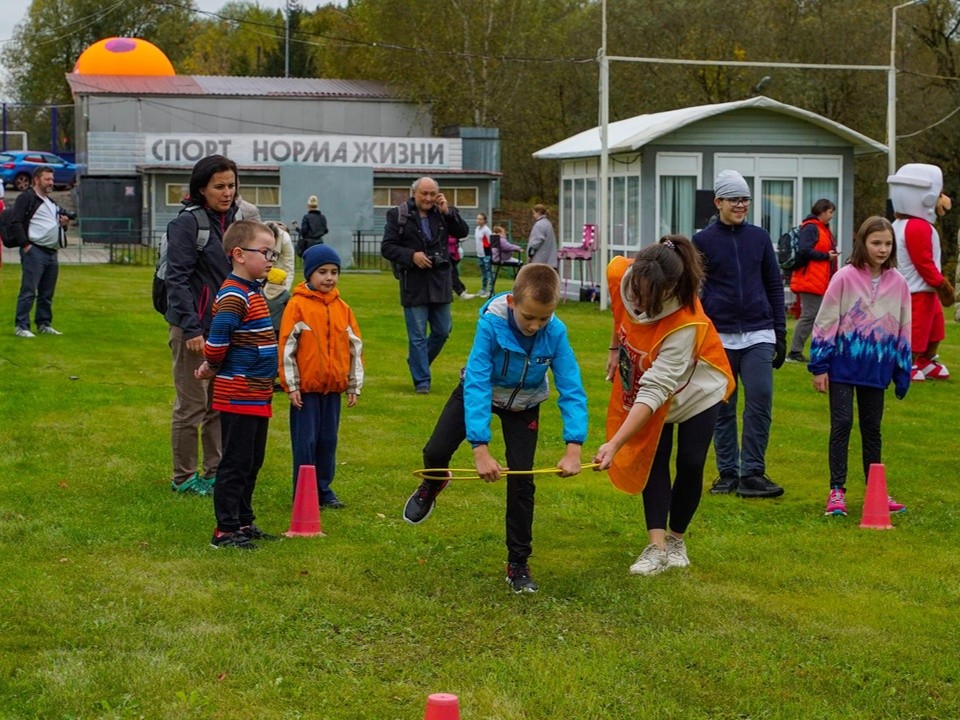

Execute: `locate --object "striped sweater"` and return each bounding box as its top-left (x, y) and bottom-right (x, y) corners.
top-left (204, 273), bottom-right (278, 416)
top-left (808, 264), bottom-right (912, 398)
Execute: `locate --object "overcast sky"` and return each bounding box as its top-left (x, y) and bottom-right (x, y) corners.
top-left (0, 0), bottom-right (300, 47)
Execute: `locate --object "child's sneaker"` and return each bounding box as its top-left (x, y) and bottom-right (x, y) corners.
top-left (825, 487), bottom-right (847, 516)
top-left (239, 524), bottom-right (280, 541)
top-left (210, 530), bottom-right (256, 550)
top-left (665, 535), bottom-right (690, 568)
top-left (918, 355), bottom-right (949, 380)
top-left (505, 562), bottom-right (538, 593)
top-left (888, 495), bottom-right (907, 513)
top-left (629, 543), bottom-right (669, 576)
top-left (910, 364), bottom-right (926, 382)
top-left (402, 477), bottom-right (449, 525)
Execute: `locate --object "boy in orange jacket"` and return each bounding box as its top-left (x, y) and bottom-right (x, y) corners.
top-left (278, 245), bottom-right (363, 509)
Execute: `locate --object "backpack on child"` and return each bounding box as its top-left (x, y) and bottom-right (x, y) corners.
top-left (152, 205), bottom-right (210, 314)
top-left (777, 224), bottom-right (807, 274)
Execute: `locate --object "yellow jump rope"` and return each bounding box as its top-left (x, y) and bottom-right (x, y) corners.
top-left (413, 463), bottom-right (601, 481)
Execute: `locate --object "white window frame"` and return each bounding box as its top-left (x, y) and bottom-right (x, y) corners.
top-left (655, 152), bottom-right (703, 240)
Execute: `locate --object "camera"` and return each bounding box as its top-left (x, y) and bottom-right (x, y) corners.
top-left (428, 252), bottom-right (449, 269)
top-left (59, 209), bottom-right (78, 221)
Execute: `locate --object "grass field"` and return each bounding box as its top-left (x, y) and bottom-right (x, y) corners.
top-left (0, 264), bottom-right (957, 719)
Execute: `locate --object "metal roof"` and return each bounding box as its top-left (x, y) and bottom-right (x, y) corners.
top-left (533, 96), bottom-right (887, 159)
top-left (66, 74), bottom-right (397, 100)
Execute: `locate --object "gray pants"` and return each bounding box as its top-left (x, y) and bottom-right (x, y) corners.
top-left (790, 292), bottom-right (824, 355)
top-left (168, 325), bottom-right (221, 483)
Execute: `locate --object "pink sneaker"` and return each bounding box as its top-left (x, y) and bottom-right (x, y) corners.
top-left (825, 488), bottom-right (847, 516)
top-left (888, 495), bottom-right (907, 513)
top-left (918, 356), bottom-right (949, 380)
top-left (910, 365), bottom-right (926, 382)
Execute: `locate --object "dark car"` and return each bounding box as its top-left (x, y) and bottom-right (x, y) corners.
top-left (0, 151), bottom-right (77, 191)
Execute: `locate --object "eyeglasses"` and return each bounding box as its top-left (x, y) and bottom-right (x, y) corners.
top-left (239, 247), bottom-right (280, 262)
top-left (723, 197), bottom-right (751, 207)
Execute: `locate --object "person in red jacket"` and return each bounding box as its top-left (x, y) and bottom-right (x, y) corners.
top-left (787, 199), bottom-right (838, 363)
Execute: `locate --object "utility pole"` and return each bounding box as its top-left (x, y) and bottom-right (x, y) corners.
top-left (284, 0), bottom-right (300, 78)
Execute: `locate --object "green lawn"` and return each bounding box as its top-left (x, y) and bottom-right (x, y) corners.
top-left (0, 264), bottom-right (957, 719)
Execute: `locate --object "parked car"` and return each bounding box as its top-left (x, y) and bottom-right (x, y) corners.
top-left (0, 151), bottom-right (77, 191)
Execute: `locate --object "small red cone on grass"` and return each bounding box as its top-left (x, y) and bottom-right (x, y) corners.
top-left (860, 463), bottom-right (893, 530)
top-left (424, 693), bottom-right (460, 720)
top-left (285, 464), bottom-right (325, 537)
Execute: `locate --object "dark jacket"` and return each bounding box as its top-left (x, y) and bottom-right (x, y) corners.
top-left (297, 209), bottom-right (329, 256)
top-left (381, 198), bottom-right (469, 307)
top-left (692, 219), bottom-right (785, 336)
top-left (163, 203), bottom-right (236, 341)
top-left (8, 188), bottom-right (45, 247)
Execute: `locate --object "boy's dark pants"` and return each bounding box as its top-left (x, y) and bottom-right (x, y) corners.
top-left (214, 411), bottom-right (269, 533)
top-left (290, 392), bottom-right (341, 504)
top-left (422, 382), bottom-right (540, 564)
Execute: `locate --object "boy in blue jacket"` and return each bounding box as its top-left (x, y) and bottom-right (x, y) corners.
top-left (402, 264), bottom-right (588, 593)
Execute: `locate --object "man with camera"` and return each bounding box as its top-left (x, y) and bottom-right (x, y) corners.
top-left (10, 166), bottom-right (71, 338)
top-left (381, 176), bottom-right (469, 393)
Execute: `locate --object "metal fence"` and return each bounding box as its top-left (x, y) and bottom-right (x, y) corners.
top-left (353, 231), bottom-right (391, 272)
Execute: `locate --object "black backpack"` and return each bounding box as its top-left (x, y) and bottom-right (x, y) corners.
top-left (777, 225), bottom-right (805, 272)
top-left (152, 205), bottom-right (210, 314)
top-left (389, 201), bottom-right (409, 279)
top-left (0, 193), bottom-right (41, 248)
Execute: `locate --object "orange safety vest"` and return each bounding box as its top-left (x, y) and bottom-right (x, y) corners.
top-left (606, 256), bottom-right (734, 495)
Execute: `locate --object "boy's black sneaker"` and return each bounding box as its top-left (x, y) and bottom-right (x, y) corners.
top-left (736, 474), bottom-right (784, 498)
top-left (709, 470), bottom-right (739, 494)
top-left (210, 530), bottom-right (256, 550)
top-left (239, 524), bottom-right (280, 541)
top-left (506, 562), bottom-right (538, 593)
top-left (402, 478), bottom-right (449, 525)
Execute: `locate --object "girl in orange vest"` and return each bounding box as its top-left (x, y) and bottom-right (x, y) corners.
top-left (787, 198), bottom-right (838, 363)
top-left (594, 236), bottom-right (734, 576)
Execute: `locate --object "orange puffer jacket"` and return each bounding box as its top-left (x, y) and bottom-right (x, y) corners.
top-left (278, 283), bottom-right (363, 395)
top-left (789, 218), bottom-right (835, 296)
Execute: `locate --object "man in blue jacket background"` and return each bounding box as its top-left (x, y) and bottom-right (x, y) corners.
top-left (693, 170), bottom-right (786, 499)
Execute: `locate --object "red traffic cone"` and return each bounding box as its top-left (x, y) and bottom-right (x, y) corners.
top-left (285, 464), bottom-right (325, 537)
top-left (860, 463), bottom-right (893, 530)
top-left (424, 693), bottom-right (460, 720)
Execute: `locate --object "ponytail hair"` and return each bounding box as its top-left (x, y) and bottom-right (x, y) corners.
top-left (625, 234), bottom-right (703, 317)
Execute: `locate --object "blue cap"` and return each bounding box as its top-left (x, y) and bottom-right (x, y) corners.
top-left (303, 244), bottom-right (341, 279)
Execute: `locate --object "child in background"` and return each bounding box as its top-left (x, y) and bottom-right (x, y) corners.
top-left (808, 216), bottom-right (912, 517)
top-left (278, 244), bottom-right (363, 510)
top-left (491, 224), bottom-right (523, 269)
top-left (474, 213), bottom-right (493, 297)
top-left (263, 221), bottom-right (296, 335)
top-left (195, 220), bottom-right (280, 549)
top-left (402, 264), bottom-right (587, 593)
top-left (449, 233), bottom-right (476, 300)
top-left (594, 236), bottom-right (734, 576)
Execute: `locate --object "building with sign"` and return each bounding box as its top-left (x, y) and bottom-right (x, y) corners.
top-left (66, 74), bottom-right (500, 264)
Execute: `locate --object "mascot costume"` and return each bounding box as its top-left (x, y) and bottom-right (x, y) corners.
top-left (888, 163), bottom-right (956, 381)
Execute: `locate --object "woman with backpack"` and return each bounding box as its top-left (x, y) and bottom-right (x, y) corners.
top-left (164, 154), bottom-right (240, 496)
top-left (787, 198), bottom-right (838, 363)
top-left (297, 195), bottom-right (328, 256)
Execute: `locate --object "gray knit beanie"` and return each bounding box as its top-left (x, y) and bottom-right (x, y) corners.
top-left (714, 170), bottom-right (751, 199)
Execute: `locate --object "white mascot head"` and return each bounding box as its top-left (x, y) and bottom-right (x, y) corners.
top-left (887, 163), bottom-right (943, 223)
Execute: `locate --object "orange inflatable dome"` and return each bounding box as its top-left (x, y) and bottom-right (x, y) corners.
top-left (73, 38), bottom-right (175, 76)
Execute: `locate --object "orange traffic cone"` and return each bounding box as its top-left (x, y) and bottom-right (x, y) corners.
top-left (860, 463), bottom-right (893, 530)
top-left (424, 693), bottom-right (460, 720)
top-left (285, 464), bottom-right (325, 537)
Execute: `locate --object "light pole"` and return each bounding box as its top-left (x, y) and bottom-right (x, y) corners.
top-left (284, 0), bottom-right (300, 78)
top-left (888, 0), bottom-right (928, 177)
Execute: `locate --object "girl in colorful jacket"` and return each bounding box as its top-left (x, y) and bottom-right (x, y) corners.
top-left (808, 216), bottom-right (911, 518)
top-left (594, 236), bottom-right (734, 577)
top-left (787, 198), bottom-right (838, 362)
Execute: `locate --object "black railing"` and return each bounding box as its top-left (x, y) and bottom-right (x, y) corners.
top-left (353, 231), bottom-right (391, 272)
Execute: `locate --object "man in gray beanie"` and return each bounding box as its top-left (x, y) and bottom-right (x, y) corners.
top-left (692, 170), bottom-right (786, 499)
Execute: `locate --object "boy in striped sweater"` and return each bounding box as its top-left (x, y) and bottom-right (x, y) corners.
top-left (196, 220), bottom-right (280, 549)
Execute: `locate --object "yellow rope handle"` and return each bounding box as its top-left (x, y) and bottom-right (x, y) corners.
top-left (413, 463), bottom-right (601, 481)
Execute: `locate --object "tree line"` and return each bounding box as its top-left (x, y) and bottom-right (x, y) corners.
top-left (4, 0), bottom-right (960, 270)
